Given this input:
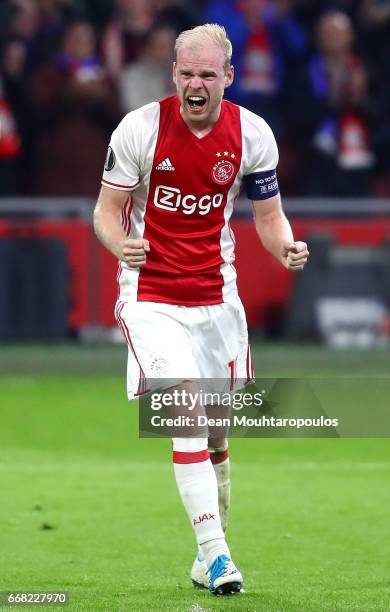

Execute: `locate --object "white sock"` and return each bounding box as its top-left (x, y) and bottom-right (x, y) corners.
top-left (198, 444), bottom-right (231, 563)
top-left (172, 437), bottom-right (229, 566)
top-left (201, 537), bottom-right (229, 568)
top-left (210, 445), bottom-right (230, 533)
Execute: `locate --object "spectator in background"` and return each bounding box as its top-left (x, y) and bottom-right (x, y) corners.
top-left (119, 25), bottom-right (176, 113)
top-left (358, 0), bottom-right (390, 195)
top-left (6, 0), bottom-right (39, 46)
top-left (359, 0), bottom-right (390, 66)
top-left (101, 0), bottom-right (155, 80)
top-left (0, 0), bottom-right (39, 81)
top-left (1, 38), bottom-right (35, 193)
top-left (0, 75), bottom-right (21, 194)
top-left (291, 11), bottom-right (375, 197)
top-left (0, 0), bottom-right (39, 195)
top-left (153, 0), bottom-right (199, 33)
top-left (0, 1), bottom-right (38, 193)
top-left (292, 0), bottom-right (361, 27)
top-left (360, 0), bottom-right (390, 31)
top-left (204, 0), bottom-right (306, 137)
top-left (31, 21), bottom-right (120, 195)
top-left (26, 0), bottom-right (78, 75)
top-left (76, 0), bottom-right (115, 31)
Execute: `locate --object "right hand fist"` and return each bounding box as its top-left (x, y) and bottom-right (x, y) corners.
top-left (122, 238), bottom-right (150, 268)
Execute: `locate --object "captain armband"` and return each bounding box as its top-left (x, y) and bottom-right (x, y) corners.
top-left (244, 169), bottom-right (279, 200)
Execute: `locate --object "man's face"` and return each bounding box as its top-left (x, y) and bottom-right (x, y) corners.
top-left (317, 14), bottom-right (353, 56)
top-left (173, 45), bottom-right (234, 127)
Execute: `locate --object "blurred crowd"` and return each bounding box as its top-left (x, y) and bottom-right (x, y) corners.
top-left (1, 0), bottom-right (390, 198)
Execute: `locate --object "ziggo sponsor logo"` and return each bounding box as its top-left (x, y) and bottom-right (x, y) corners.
top-left (154, 185), bottom-right (224, 215)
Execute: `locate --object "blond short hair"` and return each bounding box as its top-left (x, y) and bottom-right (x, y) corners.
top-left (174, 24), bottom-right (232, 73)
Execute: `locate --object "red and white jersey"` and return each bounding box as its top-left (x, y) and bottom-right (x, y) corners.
top-left (102, 95), bottom-right (278, 306)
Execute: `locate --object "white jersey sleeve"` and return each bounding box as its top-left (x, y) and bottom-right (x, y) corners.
top-left (240, 106), bottom-right (280, 200)
top-left (240, 107), bottom-right (279, 173)
top-left (102, 101), bottom-right (161, 192)
top-left (102, 106), bottom-right (146, 191)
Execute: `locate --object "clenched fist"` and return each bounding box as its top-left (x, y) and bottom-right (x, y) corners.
top-left (122, 238), bottom-right (150, 268)
top-left (281, 241), bottom-right (309, 271)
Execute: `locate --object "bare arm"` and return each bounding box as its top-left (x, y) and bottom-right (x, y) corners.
top-left (252, 194), bottom-right (309, 271)
top-left (93, 185), bottom-right (149, 267)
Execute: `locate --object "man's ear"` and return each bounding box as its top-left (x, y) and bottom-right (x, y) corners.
top-left (172, 62), bottom-right (177, 85)
top-left (224, 65), bottom-right (234, 89)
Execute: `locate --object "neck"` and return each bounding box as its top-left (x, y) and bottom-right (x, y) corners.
top-left (187, 123), bottom-right (213, 138)
top-left (179, 104), bottom-right (222, 138)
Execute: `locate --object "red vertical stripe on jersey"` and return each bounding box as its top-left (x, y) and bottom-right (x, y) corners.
top-left (246, 344), bottom-right (255, 383)
top-left (116, 261), bottom-right (122, 302)
top-left (115, 301), bottom-right (149, 396)
top-left (136, 96), bottom-right (242, 306)
top-left (121, 195), bottom-right (134, 236)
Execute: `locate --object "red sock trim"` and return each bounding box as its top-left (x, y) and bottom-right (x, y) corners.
top-left (210, 449), bottom-right (229, 465)
top-left (173, 449), bottom-right (209, 464)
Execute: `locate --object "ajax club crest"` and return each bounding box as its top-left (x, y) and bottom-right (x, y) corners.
top-left (212, 151), bottom-right (236, 185)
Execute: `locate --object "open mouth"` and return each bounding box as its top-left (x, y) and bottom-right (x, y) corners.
top-left (186, 95), bottom-right (207, 111)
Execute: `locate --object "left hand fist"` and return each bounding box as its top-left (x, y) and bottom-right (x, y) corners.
top-left (281, 241), bottom-right (309, 271)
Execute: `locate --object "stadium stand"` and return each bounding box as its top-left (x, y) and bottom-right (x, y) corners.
top-left (1, 0), bottom-right (390, 197)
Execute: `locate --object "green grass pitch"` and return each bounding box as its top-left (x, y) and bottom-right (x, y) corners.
top-left (1, 342), bottom-right (390, 611)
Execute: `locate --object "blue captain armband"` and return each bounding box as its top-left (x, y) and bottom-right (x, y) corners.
top-left (244, 170), bottom-right (279, 200)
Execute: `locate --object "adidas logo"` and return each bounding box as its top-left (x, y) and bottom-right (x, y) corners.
top-left (155, 157), bottom-right (175, 171)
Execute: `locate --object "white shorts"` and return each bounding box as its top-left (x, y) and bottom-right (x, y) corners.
top-left (115, 297), bottom-right (255, 400)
